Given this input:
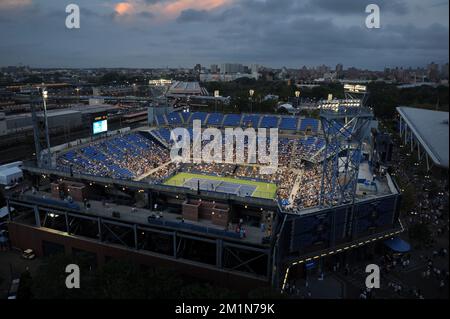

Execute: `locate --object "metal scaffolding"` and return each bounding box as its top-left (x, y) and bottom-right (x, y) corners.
top-left (319, 106), bottom-right (373, 207)
top-left (7, 198), bottom-right (272, 280)
top-left (29, 87), bottom-right (52, 168)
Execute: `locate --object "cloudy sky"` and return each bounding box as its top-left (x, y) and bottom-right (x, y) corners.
top-left (0, 0), bottom-right (448, 69)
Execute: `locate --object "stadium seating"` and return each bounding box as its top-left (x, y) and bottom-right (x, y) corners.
top-left (299, 118), bottom-right (319, 133)
top-left (57, 132), bottom-right (169, 180)
top-left (242, 114), bottom-right (260, 128)
top-left (156, 112), bottom-right (313, 133)
top-left (206, 113), bottom-right (225, 126)
top-left (166, 112), bottom-right (183, 125)
top-left (297, 136), bottom-right (326, 160)
top-left (151, 128), bottom-right (172, 144)
top-left (259, 115), bottom-right (280, 128)
top-left (156, 114), bottom-right (167, 126)
top-left (279, 117), bottom-right (299, 130)
top-left (180, 112), bottom-right (191, 123)
top-left (223, 114), bottom-right (242, 126)
top-left (189, 112), bottom-right (208, 124)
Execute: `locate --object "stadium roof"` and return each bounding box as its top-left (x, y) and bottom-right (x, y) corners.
top-left (397, 106), bottom-right (449, 169)
top-left (168, 81), bottom-right (208, 95)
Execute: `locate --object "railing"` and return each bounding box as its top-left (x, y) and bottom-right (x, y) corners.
top-left (164, 178), bottom-right (277, 200)
top-left (18, 194), bottom-right (81, 211)
top-left (146, 217), bottom-right (241, 240)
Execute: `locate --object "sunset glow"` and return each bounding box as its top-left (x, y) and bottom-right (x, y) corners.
top-left (114, 2), bottom-right (134, 16)
top-left (0, 0), bottom-right (32, 10)
top-left (114, 0), bottom-right (231, 20)
top-left (162, 0), bottom-right (230, 17)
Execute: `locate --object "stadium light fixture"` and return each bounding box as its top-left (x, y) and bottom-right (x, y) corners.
top-left (41, 87), bottom-right (52, 167)
top-left (249, 89), bottom-right (255, 112)
top-left (295, 90), bottom-right (301, 108)
top-left (214, 90), bottom-right (219, 112)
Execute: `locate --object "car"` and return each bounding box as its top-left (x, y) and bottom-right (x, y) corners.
top-left (21, 249), bottom-right (35, 260)
top-left (4, 183), bottom-right (18, 191)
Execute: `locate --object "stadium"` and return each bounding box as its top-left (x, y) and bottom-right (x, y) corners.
top-left (4, 98), bottom-right (403, 292)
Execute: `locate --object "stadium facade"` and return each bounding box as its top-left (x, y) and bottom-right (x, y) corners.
top-left (5, 106), bottom-right (403, 292)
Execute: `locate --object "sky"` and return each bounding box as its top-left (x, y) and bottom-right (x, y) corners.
top-left (0, 0), bottom-right (448, 70)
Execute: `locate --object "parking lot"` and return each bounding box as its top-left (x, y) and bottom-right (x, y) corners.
top-left (0, 249), bottom-right (41, 299)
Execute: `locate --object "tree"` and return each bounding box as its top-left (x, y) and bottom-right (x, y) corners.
top-left (95, 259), bottom-right (150, 298)
top-left (98, 72), bottom-right (128, 85)
top-left (400, 184), bottom-right (416, 213)
top-left (408, 223), bottom-right (431, 244)
top-left (179, 283), bottom-right (239, 299)
top-left (28, 255), bottom-right (242, 299)
top-left (366, 82), bottom-right (400, 119)
top-left (31, 254), bottom-right (97, 299)
top-left (17, 270), bottom-right (33, 300)
top-left (248, 287), bottom-right (286, 299)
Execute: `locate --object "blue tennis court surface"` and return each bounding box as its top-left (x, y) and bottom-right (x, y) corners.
top-left (183, 178), bottom-right (257, 196)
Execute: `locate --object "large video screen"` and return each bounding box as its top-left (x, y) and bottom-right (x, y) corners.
top-left (93, 119), bottom-right (108, 134)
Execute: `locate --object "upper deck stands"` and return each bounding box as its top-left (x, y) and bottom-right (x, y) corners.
top-left (299, 118), bottom-right (320, 133)
top-left (154, 112), bottom-right (322, 135)
top-left (156, 114), bottom-right (167, 126)
top-left (279, 117), bottom-right (299, 130)
top-left (206, 113), bottom-right (225, 126)
top-left (242, 114), bottom-right (261, 128)
top-left (189, 112), bottom-right (208, 124)
top-left (167, 112), bottom-right (183, 125)
top-left (223, 114), bottom-right (242, 126)
top-left (180, 112), bottom-right (191, 123)
top-left (260, 115), bottom-right (279, 129)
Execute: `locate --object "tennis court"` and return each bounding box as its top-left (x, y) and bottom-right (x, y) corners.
top-left (164, 172), bottom-right (277, 199)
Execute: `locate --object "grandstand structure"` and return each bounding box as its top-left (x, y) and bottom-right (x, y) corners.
top-left (397, 106), bottom-right (449, 171)
top-left (5, 106), bottom-right (403, 292)
top-left (319, 105), bottom-right (374, 206)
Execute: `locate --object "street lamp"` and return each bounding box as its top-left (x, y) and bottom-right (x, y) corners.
top-left (295, 90), bottom-right (301, 108)
top-left (249, 89), bottom-right (255, 113)
top-left (214, 90), bottom-right (220, 113)
top-left (41, 87), bottom-right (52, 167)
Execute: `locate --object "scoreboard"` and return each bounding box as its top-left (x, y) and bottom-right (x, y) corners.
top-left (93, 114), bottom-right (108, 135)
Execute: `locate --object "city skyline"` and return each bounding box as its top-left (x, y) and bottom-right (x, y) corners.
top-left (1, 60), bottom-right (449, 72)
top-left (0, 0), bottom-right (448, 69)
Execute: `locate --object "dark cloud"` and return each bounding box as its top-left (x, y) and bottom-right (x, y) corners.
top-left (138, 11), bottom-right (155, 19)
top-left (0, 0), bottom-right (447, 69)
top-left (177, 9), bottom-right (210, 23)
top-left (307, 0), bottom-right (409, 15)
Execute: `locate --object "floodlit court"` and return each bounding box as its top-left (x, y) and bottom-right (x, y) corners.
top-left (164, 172), bottom-right (277, 199)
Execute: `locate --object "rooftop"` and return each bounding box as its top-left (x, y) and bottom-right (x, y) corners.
top-left (168, 81), bottom-right (205, 95)
top-left (18, 190), bottom-right (268, 246)
top-left (397, 106), bottom-right (449, 169)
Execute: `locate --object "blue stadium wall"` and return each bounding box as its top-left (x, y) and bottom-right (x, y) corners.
top-left (276, 193), bottom-right (401, 260)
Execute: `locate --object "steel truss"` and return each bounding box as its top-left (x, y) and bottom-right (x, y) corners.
top-left (319, 107), bottom-right (373, 207)
top-left (29, 89), bottom-right (52, 168)
top-left (398, 116), bottom-right (433, 171)
top-left (7, 200), bottom-right (272, 280)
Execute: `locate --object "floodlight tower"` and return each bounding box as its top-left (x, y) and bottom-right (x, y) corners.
top-left (319, 96), bottom-right (373, 207)
top-left (30, 85), bottom-right (52, 168)
top-left (344, 83), bottom-right (369, 102)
